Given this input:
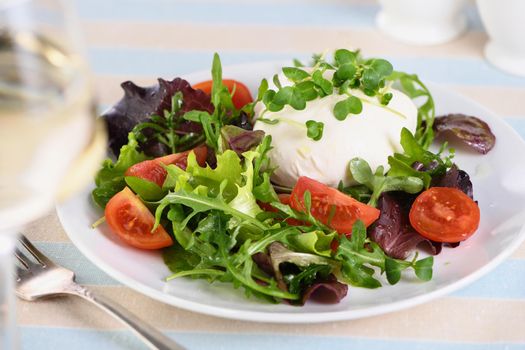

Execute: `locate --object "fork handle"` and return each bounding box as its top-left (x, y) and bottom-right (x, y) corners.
top-left (64, 282), bottom-right (185, 350)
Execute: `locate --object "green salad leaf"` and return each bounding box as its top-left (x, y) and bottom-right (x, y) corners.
top-left (228, 150), bottom-right (263, 218)
top-left (92, 50), bottom-right (441, 305)
top-left (349, 157), bottom-right (424, 207)
top-left (335, 221), bottom-right (434, 288)
top-left (388, 71), bottom-right (435, 149)
top-left (92, 133), bottom-right (147, 208)
top-left (388, 128), bottom-right (452, 188)
top-left (182, 54), bottom-right (242, 151)
top-left (184, 149), bottom-right (242, 200)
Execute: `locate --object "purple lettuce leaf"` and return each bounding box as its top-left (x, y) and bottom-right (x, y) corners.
top-left (369, 192), bottom-right (439, 259)
top-left (252, 252), bottom-right (274, 276)
top-left (433, 114), bottom-right (496, 154)
top-left (300, 274), bottom-right (348, 305)
top-left (431, 164), bottom-right (473, 199)
top-left (220, 125), bottom-right (265, 155)
top-left (103, 78), bottom-right (213, 157)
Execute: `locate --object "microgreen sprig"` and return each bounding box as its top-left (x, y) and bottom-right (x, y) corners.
top-left (305, 120), bottom-right (324, 141)
top-left (260, 49), bottom-right (395, 141)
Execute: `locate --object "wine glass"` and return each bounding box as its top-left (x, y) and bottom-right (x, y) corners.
top-left (0, 0), bottom-right (106, 348)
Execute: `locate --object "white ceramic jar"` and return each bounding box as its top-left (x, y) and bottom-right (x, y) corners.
top-left (477, 0), bottom-right (525, 77)
top-left (376, 0), bottom-right (468, 45)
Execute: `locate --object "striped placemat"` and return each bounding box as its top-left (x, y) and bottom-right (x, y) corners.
top-left (20, 0), bottom-right (525, 349)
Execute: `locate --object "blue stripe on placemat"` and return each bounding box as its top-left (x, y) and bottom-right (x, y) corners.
top-left (73, 0), bottom-right (483, 30)
top-left (33, 242), bottom-right (118, 286)
top-left (86, 49), bottom-right (525, 87)
top-left (19, 327), bottom-right (525, 350)
top-left (503, 118), bottom-right (525, 138)
top-left (87, 50), bottom-right (300, 76)
top-left (451, 259), bottom-right (525, 299)
top-left (34, 242), bottom-right (525, 299)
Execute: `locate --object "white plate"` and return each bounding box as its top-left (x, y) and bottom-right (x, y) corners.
top-left (57, 61), bottom-right (525, 323)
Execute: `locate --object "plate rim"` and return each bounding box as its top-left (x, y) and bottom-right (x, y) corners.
top-left (57, 60), bottom-right (525, 323)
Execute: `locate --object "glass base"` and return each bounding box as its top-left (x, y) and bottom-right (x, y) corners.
top-left (0, 232), bottom-right (18, 350)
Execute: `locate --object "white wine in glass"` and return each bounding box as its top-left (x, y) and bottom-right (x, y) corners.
top-left (0, 1), bottom-right (106, 348)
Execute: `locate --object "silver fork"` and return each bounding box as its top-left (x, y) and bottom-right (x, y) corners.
top-left (15, 234), bottom-right (184, 350)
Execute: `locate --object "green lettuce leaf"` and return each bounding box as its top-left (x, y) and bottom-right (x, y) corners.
top-left (285, 230), bottom-right (337, 257)
top-left (228, 150), bottom-right (263, 218)
top-left (185, 150), bottom-right (242, 200)
top-left (92, 133), bottom-right (147, 208)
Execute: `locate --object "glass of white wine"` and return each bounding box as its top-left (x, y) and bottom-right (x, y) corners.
top-left (0, 0), bottom-right (106, 347)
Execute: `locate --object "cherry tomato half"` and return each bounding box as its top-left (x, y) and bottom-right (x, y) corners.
top-left (125, 145), bottom-right (207, 187)
top-left (105, 187), bottom-right (173, 249)
top-left (290, 177), bottom-right (380, 235)
top-left (409, 187), bottom-right (480, 243)
top-left (193, 79), bottom-right (253, 109)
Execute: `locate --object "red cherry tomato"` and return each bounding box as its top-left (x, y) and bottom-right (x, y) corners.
top-left (290, 177), bottom-right (380, 235)
top-left (277, 193), bottom-right (292, 205)
top-left (193, 79), bottom-right (253, 109)
top-left (409, 187), bottom-right (480, 243)
top-left (105, 187), bottom-right (173, 249)
top-left (125, 146), bottom-right (207, 187)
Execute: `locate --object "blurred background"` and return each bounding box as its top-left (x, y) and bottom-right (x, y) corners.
top-left (76, 0), bottom-right (524, 125)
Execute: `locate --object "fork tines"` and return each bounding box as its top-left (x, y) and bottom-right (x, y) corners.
top-left (15, 234), bottom-right (53, 268)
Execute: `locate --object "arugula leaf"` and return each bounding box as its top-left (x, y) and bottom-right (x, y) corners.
top-left (102, 77), bottom-right (213, 158)
top-left (337, 182), bottom-right (371, 203)
top-left (163, 243), bottom-right (202, 275)
top-left (131, 92), bottom-right (204, 154)
top-left (334, 221), bottom-right (434, 288)
top-left (349, 157), bottom-right (424, 207)
top-left (335, 221), bottom-right (386, 288)
top-left (163, 211), bottom-right (301, 301)
top-left (182, 53), bottom-right (241, 151)
top-left (285, 264), bottom-right (331, 295)
top-left (92, 133), bottom-right (147, 208)
top-left (155, 188), bottom-right (267, 232)
top-left (388, 128), bottom-right (450, 188)
top-left (388, 71), bottom-right (435, 149)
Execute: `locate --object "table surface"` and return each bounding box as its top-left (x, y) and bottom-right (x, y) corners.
top-left (20, 0), bottom-right (525, 349)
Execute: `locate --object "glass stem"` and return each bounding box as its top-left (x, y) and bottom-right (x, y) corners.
top-left (0, 231), bottom-right (18, 350)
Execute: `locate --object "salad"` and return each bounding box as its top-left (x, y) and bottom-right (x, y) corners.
top-left (92, 49), bottom-right (495, 305)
